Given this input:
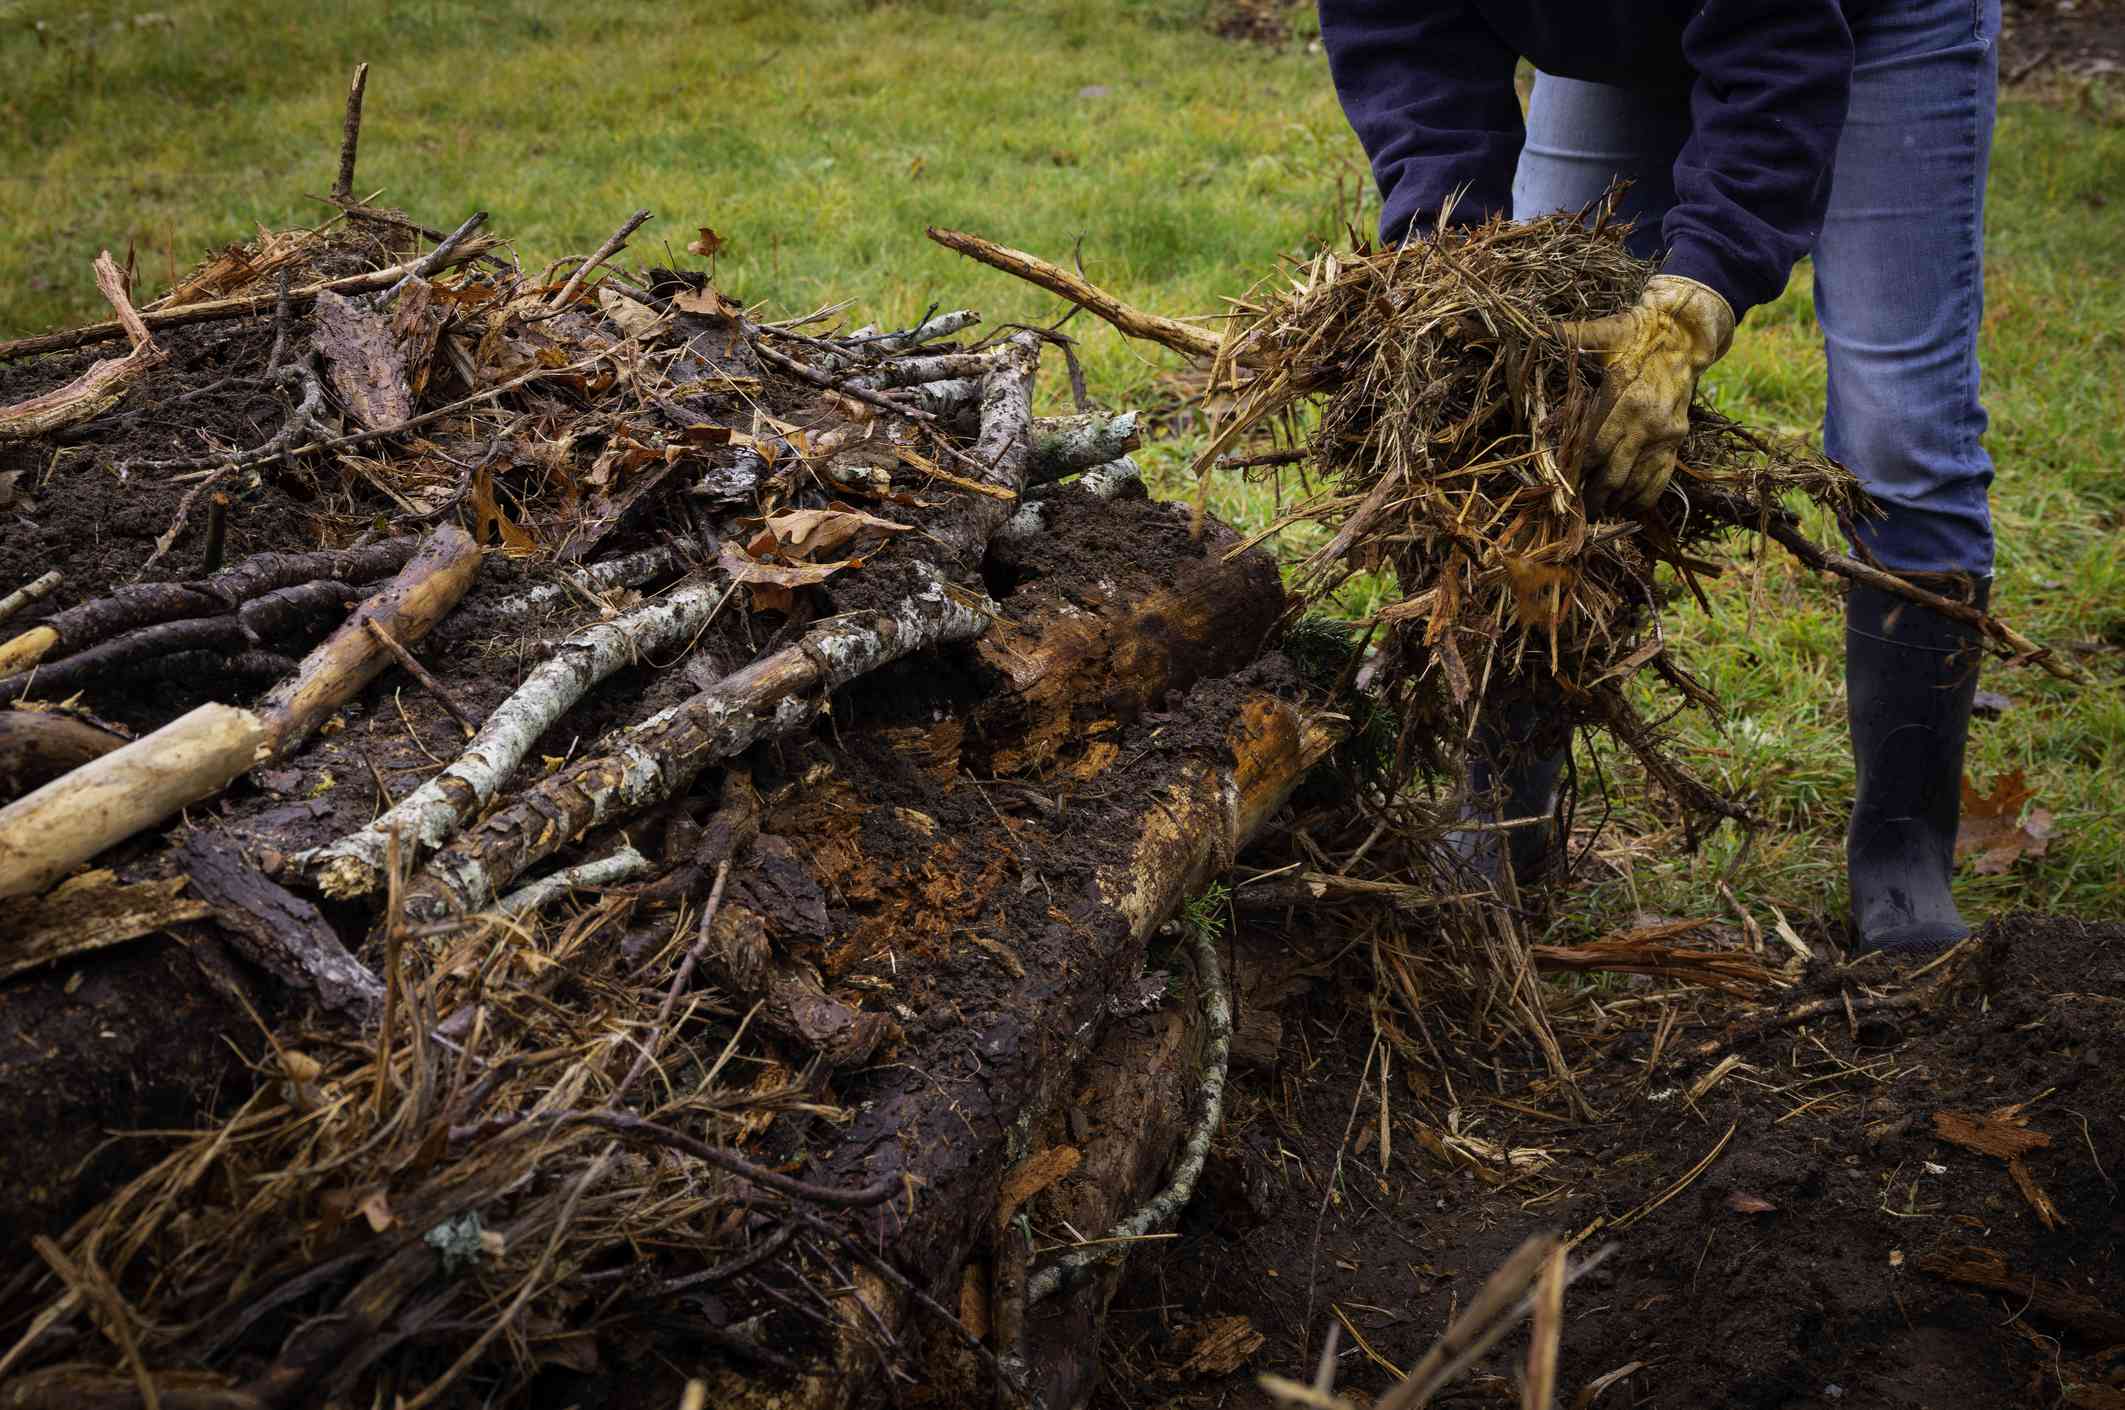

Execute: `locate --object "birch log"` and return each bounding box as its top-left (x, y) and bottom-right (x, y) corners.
top-left (400, 569), bottom-right (994, 920)
top-left (400, 334), bottom-right (1042, 919)
top-left (298, 572), bottom-right (732, 899)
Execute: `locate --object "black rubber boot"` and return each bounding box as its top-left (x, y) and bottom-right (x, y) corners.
top-left (1453, 696), bottom-right (1571, 887)
top-left (1846, 579), bottom-right (1988, 955)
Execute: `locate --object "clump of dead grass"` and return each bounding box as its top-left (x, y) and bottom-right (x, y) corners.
top-left (1200, 199), bottom-right (1866, 835)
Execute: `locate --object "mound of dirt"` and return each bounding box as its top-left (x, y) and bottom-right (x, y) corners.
top-left (1114, 913), bottom-right (2124, 1409)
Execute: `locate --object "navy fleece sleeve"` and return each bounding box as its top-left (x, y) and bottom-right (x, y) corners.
top-left (1664, 1), bottom-right (1855, 317)
top-left (1317, 0), bottom-right (1524, 245)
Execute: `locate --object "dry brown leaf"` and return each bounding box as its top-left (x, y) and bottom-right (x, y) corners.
top-left (758, 506), bottom-right (912, 561)
top-left (1724, 1191), bottom-right (1777, 1215)
top-left (470, 468), bottom-right (536, 555)
top-left (1156, 1315), bottom-right (1265, 1381)
top-left (1955, 771), bottom-right (2055, 874)
top-left (717, 541), bottom-right (852, 589)
top-left (357, 1189), bottom-right (396, 1233)
top-left (687, 227), bottom-right (726, 259)
top-left (673, 284), bottom-right (743, 320)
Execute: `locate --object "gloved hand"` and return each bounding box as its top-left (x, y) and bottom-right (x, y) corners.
top-left (1558, 274), bottom-right (1735, 512)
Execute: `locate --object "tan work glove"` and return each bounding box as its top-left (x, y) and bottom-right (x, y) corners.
top-left (1558, 274), bottom-right (1735, 512)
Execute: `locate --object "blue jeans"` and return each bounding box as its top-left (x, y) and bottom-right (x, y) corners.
top-left (1510, 0), bottom-right (2000, 577)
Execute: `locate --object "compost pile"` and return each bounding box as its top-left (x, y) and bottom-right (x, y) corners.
top-left (0, 83), bottom-right (2075, 1410)
top-left (0, 155), bottom-right (1335, 1403)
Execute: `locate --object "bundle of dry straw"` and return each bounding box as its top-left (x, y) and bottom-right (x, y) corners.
top-left (1196, 201), bottom-right (1865, 829)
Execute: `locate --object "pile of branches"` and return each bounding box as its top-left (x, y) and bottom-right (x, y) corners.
top-left (1, 78), bottom-right (1219, 1409)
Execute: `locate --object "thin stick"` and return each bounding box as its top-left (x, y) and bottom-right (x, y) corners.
top-left (1726, 494), bottom-right (2084, 683)
top-left (0, 571), bottom-right (61, 627)
top-left (561, 1112), bottom-right (903, 1206)
top-left (131, 357), bottom-right (589, 474)
top-left (797, 1214), bottom-right (1031, 1408)
top-left (750, 336), bottom-right (936, 423)
top-left (0, 247), bottom-right (495, 363)
top-left (551, 209), bottom-right (653, 308)
top-left (615, 859), bottom-right (732, 1101)
top-left (199, 494), bottom-right (230, 576)
top-left (1027, 914), bottom-right (1231, 1303)
top-left (365, 619), bottom-right (478, 737)
top-left (331, 62), bottom-right (370, 204)
top-left (373, 210), bottom-right (488, 308)
top-left (928, 226), bottom-right (1222, 361)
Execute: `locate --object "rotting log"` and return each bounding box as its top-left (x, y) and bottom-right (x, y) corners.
top-left (298, 570), bottom-right (734, 899)
top-left (687, 687), bottom-right (1338, 1410)
top-left (971, 494), bottom-right (1284, 777)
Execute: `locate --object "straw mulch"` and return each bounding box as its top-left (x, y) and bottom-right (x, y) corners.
top-left (1197, 200), bottom-right (1867, 837)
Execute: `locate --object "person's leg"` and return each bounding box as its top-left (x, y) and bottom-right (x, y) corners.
top-left (1512, 73), bottom-right (1690, 257)
top-left (1451, 77), bottom-right (1693, 882)
top-left (1813, 0), bottom-right (2001, 952)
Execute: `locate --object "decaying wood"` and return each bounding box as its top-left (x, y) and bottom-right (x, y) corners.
top-left (0, 254), bottom-right (164, 440)
top-left (495, 843), bottom-right (652, 915)
top-left (747, 690), bottom-right (1339, 1410)
top-left (252, 525), bottom-right (482, 761)
top-left (0, 870), bottom-right (212, 982)
top-left (179, 832), bottom-right (383, 1023)
top-left (0, 703), bottom-right (270, 902)
top-left (1918, 1245), bottom-right (2125, 1343)
top-left (1028, 411), bottom-right (1141, 485)
top-left (0, 528), bottom-right (479, 900)
top-left (401, 335), bottom-right (1041, 919)
top-left (929, 227), bottom-right (1221, 361)
top-left (973, 509), bottom-right (1283, 776)
top-left (0, 710), bottom-right (126, 802)
top-left (0, 536), bottom-right (420, 677)
top-left (0, 571), bottom-right (61, 627)
top-left (402, 567), bottom-right (994, 920)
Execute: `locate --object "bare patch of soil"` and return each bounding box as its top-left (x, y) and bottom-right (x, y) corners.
top-left (1109, 913), bottom-right (2124, 1409)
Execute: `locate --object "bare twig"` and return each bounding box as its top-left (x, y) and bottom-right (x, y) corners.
top-left (0, 247), bottom-right (496, 363)
top-left (365, 619), bottom-right (479, 737)
top-left (331, 62), bottom-right (370, 204)
top-left (551, 209), bottom-right (653, 309)
top-left (929, 227), bottom-right (1222, 361)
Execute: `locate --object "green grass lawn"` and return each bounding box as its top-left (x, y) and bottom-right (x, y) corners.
top-left (6, 1), bottom-right (2120, 930)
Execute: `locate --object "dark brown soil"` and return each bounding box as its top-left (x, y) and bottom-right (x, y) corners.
top-left (2003, 0), bottom-right (2125, 83)
top-left (1107, 913), bottom-right (2125, 1410)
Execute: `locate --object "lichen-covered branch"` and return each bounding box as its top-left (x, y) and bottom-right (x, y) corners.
top-left (299, 573), bottom-right (732, 898)
top-left (401, 569), bottom-right (995, 920)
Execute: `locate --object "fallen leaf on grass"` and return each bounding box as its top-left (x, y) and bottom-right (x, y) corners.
top-left (1956, 771), bottom-right (2055, 874)
top-left (686, 227), bottom-right (726, 259)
